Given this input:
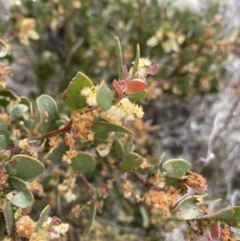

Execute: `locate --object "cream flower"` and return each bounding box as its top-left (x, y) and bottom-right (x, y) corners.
top-left (101, 98), bottom-right (144, 124)
top-left (81, 87), bottom-right (97, 106)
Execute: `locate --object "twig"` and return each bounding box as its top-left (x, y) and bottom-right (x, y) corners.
top-left (30, 120), bottom-right (73, 141)
top-left (78, 173), bottom-right (94, 200)
top-left (130, 171), bottom-right (164, 191)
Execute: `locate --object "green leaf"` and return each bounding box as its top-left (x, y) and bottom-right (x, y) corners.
top-left (196, 206), bottom-right (234, 221)
top-left (171, 196), bottom-right (200, 220)
top-left (124, 141), bottom-right (135, 154)
top-left (9, 104), bottom-right (28, 121)
top-left (129, 90), bottom-right (148, 103)
top-left (225, 206), bottom-right (240, 227)
top-left (3, 201), bottom-right (13, 236)
top-left (162, 159), bottom-right (190, 179)
top-left (120, 152), bottom-right (143, 172)
top-left (114, 36), bottom-right (123, 80)
top-left (83, 202), bottom-right (96, 237)
top-left (37, 94), bottom-right (58, 134)
top-left (196, 206), bottom-right (240, 227)
top-left (180, 48), bottom-right (196, 65)
top-left (63, 72), bottom-right (94, 110)
top-left (112, 139), bottom-right (124, 158)
top-left (0, 39), bottom-right (8, 58)
top-left (47, 142), bottom-right (68, 164)
top-left (0, 118), bottom-right (9, 145)
top-left (139, 205), bottom-right (150, 228)
top-left (164, 176), bottom-right (181, 188)
top-left (0, 135), bottom-right (7, 150)
top-left (35, 205), bottom-right (51, 232)
top-left (0, 89), bottom-right (18, 107)
top-left (0, 215), bottom-right (6, 239)
top-left (6, 177), bottom-right (34, 208)
top-left (96, 81), bottom-right (114, 111)
top-left (131, 44), bottom-right (140, 77)
top-left (91, 121), bottom-right (134, 136)
top-left (71, 152), bottom-right (96, 173)
top-left (5, 154), bottom-right (45, 181)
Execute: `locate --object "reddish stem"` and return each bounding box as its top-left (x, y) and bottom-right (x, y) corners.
top-left (30, 120), bottom-right (73, 141)
top-left (130, 171), bottom-right (163, 191)
top-left (78, 173), bottom-right (94, 200)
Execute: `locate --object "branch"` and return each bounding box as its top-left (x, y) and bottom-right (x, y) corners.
top-left (30, 120), bottom-right (73, 141)
top-left (130, 171), bottom-right (164, 191)
top-left (78, 173), bottom-right (95, 200)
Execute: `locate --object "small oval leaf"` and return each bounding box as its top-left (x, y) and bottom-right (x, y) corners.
top-left (171, 196), bottom-right (200, 220)
top-left (112, 139), bottom-right (124, 158)
top-left (96, 81), bottom-right (114, 111)
top-left (126, 80), bottom-right (147, 95)
top-left (9, 104), bottom-right (29, 121)
top-left (71, 152), bottom-right (96, 173)
top-left (37, 94), bottom-right (58, 134)
top-left (120, 152), bottom-right (143, 172)
top-left (6, 177), bottom-right (34, 208)
top-left (5, 154), bottom-right (45, 181)
top-left (63, 72), bottom-right (94, 110)
top-left (129, 90), bottom-right (148, 103)
top-left (162, 159), bottom-right (190, 179)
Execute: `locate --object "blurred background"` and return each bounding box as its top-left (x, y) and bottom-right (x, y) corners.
top-left (1, 0), bottom-right (240, 240)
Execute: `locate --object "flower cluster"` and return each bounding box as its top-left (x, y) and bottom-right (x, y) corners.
top-left (183, 172), bottom-right (207, 194)
top-left (18, 18), bottom-right (39, 45)
top-left (71, 110), bottom-right (94, 142)
top-left (81, 86), bottom-right (97, 106)
top-left (16, 215), bottom-right (69, 241)
top-left (144, 186), bottom-right (179, 219)
top-left (0, 63), bottom-right (10, 88)
top-left (101, 97), bottom-right (144, 124)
